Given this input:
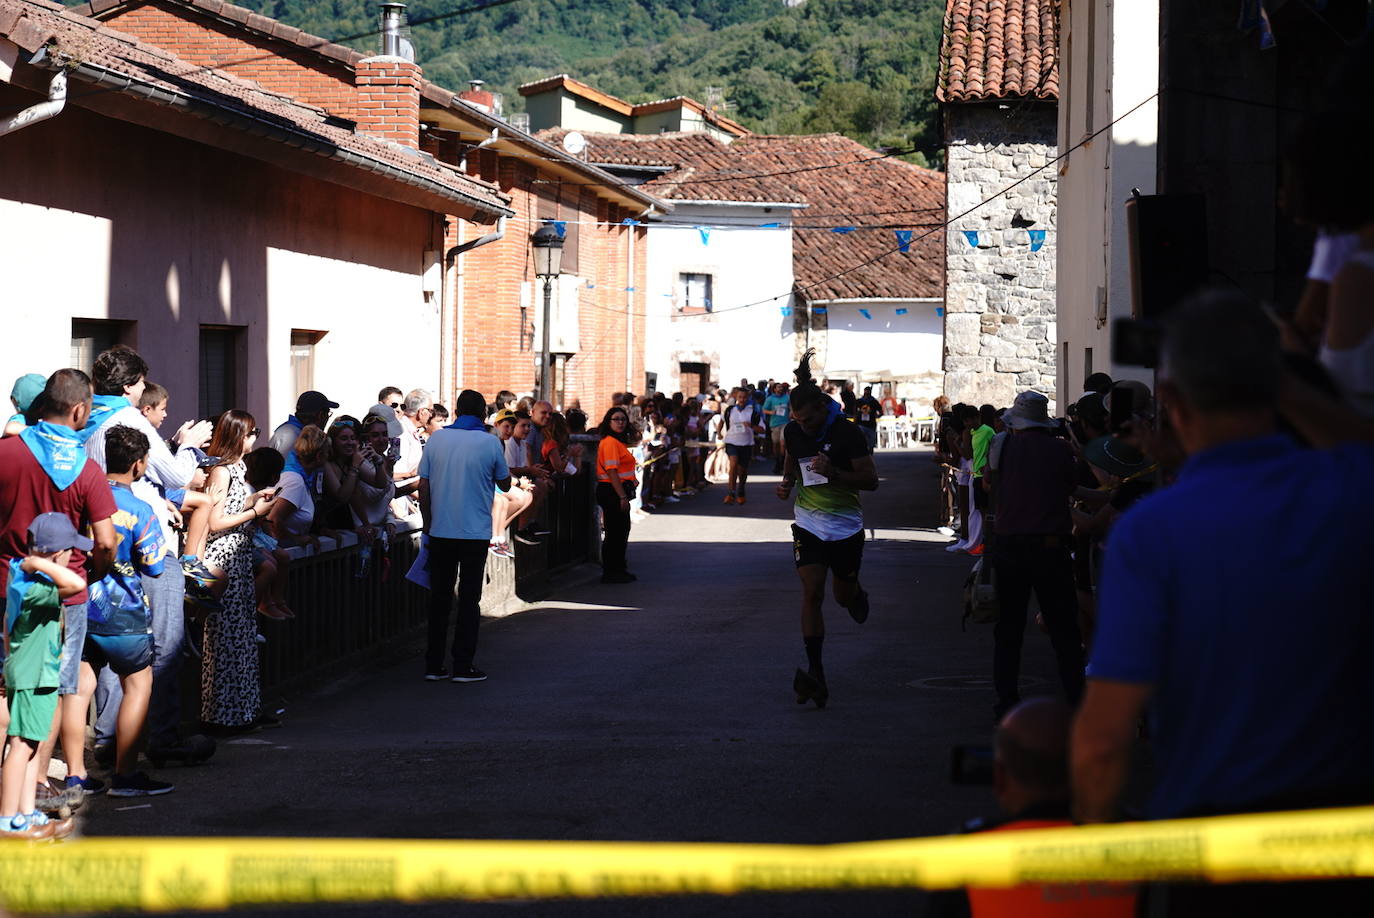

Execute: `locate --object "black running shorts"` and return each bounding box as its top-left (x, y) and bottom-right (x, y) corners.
top-left (791, 524), bottom-right (864, 580)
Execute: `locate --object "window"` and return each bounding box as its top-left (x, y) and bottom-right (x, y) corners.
top-left (70, 320), bottom-right (134, 376)
top-left (290, 329), bottom-right (327, 398)
top-left (678, 273), bottom-right (713, 315)
top-left (199, 326), bottom-right (244, 421)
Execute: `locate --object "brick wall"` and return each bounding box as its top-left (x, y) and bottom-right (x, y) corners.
top-left (100, 4), bottom-right (361, 121)
top-left (355, 57), bottom-right (420, 149)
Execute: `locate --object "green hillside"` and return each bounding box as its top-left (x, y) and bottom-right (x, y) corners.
top-left (218, 0), bottom-right (946, 165)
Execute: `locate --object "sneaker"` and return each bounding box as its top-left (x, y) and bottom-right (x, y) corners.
top-left (488, 542), bottom-right (514, 559)
top-left (664, 495), bottom-right (681, 503)
top-left (966, 544), bottom-right (985, 556)
top-left (513, 530), bottom-right (541, 546)
top-left (424, 669), bottom-right (450, 682)
top-left (109, 772), bottom-right (175, 797)
top-left (723, 493), bottom-right (736, 505)
top-left (944, 541), bottom-right (968, 553)
top-left (451, 667), bottom-right (488, 683)
top-left (182, 558), bottom-right (217, 589)
top-left (846, 588), bottom-right (870, 625)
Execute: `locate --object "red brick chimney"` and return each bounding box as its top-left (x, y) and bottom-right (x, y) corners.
top-left (458, 79), bottom-right (496, 114)
top-left (356, 56), bottom-right (421, 149)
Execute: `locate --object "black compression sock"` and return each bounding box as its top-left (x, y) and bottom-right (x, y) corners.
top-left (804, 636), bottom-right (824, 678)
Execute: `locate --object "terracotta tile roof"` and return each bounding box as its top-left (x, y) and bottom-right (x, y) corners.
top-left (0, 0), bottom-right (511, 216)
top-left (536, 130), bottom-right (945, 301)
top-left (937, 0), bottom-right (1060, 102)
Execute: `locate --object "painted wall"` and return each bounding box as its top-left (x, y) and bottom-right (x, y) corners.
top-left (563, 94), bottom-right (633, 135)
top-left (643, 205), bottom-right (797, 394)
top-left (0, 89), bottom-right (439, 431)
top-left (1056, 0), bottom-right (1158, 404)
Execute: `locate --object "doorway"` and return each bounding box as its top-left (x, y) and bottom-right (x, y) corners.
top-left (679, 361), bottom-right (709, 395)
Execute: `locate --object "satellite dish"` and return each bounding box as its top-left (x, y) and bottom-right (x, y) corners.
top-left (562, 131), bottom-right (587, 157)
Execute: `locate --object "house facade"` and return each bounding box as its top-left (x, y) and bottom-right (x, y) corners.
top-left (937, 0), bottom-right (1060, 409)
top-left (520, 74), bottom-right (749, 143)
top-left (69, 0), bottom-right (667, 418)
top-left (0, 0), bottom-right (510, 428)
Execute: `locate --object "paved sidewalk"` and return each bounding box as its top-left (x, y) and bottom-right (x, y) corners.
top-left (83, 447), bottom-right (1071, 915)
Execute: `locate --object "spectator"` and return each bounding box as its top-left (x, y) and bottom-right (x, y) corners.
top-left (242, 447), bottom-right (291, 620)
top-left (0, 370), bottom-right (118, 811)
top-left (925, 700), bottom-right (1137, 917)
top-left (418, 389), bottom-right (510, 683)
top-left (503, 410), bottom-right (550, 543)
top-left (839, 380), bottom-right (858, 418)
top-left (540, 412), bottom-right (575, 476)
top-left (352, 415), bottom-right (400, 537)
top-left (268, 426), bottom-right (328, 548)
top-left (486, 390), bottom-right (516, 425)
top-left (426, 404), bottom-right (449, 436)
top-left (201, 411), bottom-right (277, 735)
top-left (4, 373), bottom-right (44, 437)
top-left (762, 382), bottom-right (791, 474)
top-left (944, 405), bottom-right (974, 553)
top-left (566, 407), bottom-right (588, 435)
top-left (1083, 372), bottom-right (1113, 396)
top-left (1, 514), bottom-right (87, 839)
top-left (595, 405), bottom-right (638, 584)
top-left (366, 387), bottom-right (405, 439)
top-left (320, 417), bottom-right (384, 532)
top-left (77, 425), bottom-right (174, 797)
top-left (1073, 291), bottom-right (1374, 845)
top-left (268, 391), bottom-right (337, 458)
top-left (854, 385), bottom-right (883, 452)
top-left (393, 389), bottom-right (433, 482)
top-left (987, 391), bottom-right (1083, 721)
top-left (528, 400), bottom-right (552, 463)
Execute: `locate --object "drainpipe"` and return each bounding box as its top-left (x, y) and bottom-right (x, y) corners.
top-left (626, 206), bottom-right (653, 393)
top-left (445, 215), bottom-right (506, 393)
top-left (0, 69), bottom-right (66, 139)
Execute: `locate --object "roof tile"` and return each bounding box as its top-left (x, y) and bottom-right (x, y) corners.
top-left (937, 0), bottom-right (1059, 102)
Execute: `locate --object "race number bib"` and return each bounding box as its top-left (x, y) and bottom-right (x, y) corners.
top-left (800, 458), bottom-right (829, 487)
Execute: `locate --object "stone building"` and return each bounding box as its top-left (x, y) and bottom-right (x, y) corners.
top-left (937, 0), bottom-right (1059, 409)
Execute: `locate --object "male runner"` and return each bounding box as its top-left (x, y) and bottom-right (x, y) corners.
top-left (776, 350), bottom-right (878, 708)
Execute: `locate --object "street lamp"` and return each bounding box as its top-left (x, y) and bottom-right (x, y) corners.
top-left (530, 222), bottom-right (564, 402)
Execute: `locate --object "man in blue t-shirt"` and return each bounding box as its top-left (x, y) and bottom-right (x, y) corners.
top-left (81, 425), bottom-right (174, 797)
top-left (418, 389), bottom-right (510, 684)
top-left (761, 382), bottom-right (791, 473)
top-left (1073, 293), bottom-right (1374, 911)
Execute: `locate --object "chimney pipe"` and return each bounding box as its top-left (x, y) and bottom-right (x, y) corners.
top-left (380, 2), bottom-right (406, 57)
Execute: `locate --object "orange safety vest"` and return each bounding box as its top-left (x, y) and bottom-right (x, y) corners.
top-left (966, 820), bottom-right (1138, 918)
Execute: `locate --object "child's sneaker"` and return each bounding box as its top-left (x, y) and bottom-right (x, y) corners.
top-left (109, 772), bottom-right (175, 797)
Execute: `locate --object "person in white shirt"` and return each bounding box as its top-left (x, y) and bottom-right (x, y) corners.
top-left (721, 387), bottom-right (764, 505)
top-left (393, 389), bottom-right (433, 482)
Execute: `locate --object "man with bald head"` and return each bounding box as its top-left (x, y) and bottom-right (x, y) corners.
top-left (926, 699), bottom-right (1136, 917)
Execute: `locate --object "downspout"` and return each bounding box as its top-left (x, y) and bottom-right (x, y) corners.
top-left (0, 68), bottom-right (66, 139)
top-left (445, 215), bottom-right (506, 393)
top-left (626, 206), bottom-right (653, 393)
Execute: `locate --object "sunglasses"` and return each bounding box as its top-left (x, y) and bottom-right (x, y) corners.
top-left (249, 427), bottom-right (260, 437)
top-left (332, 420), bottom-right (357, 428)
top-left (387, 402), bottom-right (401, 409)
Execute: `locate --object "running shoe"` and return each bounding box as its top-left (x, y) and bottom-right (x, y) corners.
top-left (488, 542), bottom-right (514, 558)
top-left (723, 493), bottom-right (736, 505)
top-left (109, 772), bottom-right (175, 797)
top-left (451, 667), bottom-right (488, 683)
top-left (513, 530), bottom-right (542, 546)
top-left (966, 544), bottom-right (985, 556)
top-left (182, 558), bottom-right (217, 590)
top-left (423, 670), bottom-right (450, 682)
top-left (792, 668), bottom-right (829, 709)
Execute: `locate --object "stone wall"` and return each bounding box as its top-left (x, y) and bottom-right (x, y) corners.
top-left (943, 103), bottom-right (1058, 410)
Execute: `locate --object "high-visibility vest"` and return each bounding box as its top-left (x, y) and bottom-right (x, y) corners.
top-left (966, 819), bottom-right (1138, 918)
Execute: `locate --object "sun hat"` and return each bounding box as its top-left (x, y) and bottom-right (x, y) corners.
top-left (9, 374), bottom-right (45, 413)
top-left (1084, 436), bottom-right (1151, 479)
top-left (1004, 391), bottom-right (1056, 430)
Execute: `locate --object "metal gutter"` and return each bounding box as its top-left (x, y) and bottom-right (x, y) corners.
top-left (0, 60), bottom-right (65, 139)
top-left (59, 58), bottom-right (514, 218)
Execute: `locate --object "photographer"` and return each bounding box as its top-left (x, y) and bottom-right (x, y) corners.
top-left (927, 700), bottom-right (1137, 917)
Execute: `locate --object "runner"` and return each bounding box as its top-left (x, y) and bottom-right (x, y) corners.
top-left (722, 387), bottom-right (765, 505)
top-left (776, 350), bottom-right (878, 708)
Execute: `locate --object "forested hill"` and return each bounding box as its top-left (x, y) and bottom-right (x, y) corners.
top-left (220, 0), bottom-right (947, 166)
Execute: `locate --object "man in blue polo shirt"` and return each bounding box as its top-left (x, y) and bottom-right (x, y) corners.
top-left (1072, 291), bottom-right (1374, 907)
top-left (418, 389), bottom-right (510, 684)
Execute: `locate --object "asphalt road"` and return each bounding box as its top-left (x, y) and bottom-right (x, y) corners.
top-left (81, 447), bottom-right (1070, 916)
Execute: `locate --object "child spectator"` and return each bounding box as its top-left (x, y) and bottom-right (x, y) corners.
top-left (77, 425), bottom-right (174, 797)
top-left (2, 513), bottom-right (86, 838)
top-left (4, 373), bottom-right (44, 438)
top-left (425, 404), bottom-right (449, 436)
top-left (137, 382), bottom-right (216, 605)
top-left (243, 448), bottom-right (291, 620)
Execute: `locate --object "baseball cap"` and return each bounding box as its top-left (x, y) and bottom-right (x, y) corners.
top-left (490, 408), bottom-right (517, 426)
top-left (9, 373), bottom-right (45, 414)
top-left (28, 512), bottom-right (94, 553)
top-left (296, 391), bottom-right (339, 414)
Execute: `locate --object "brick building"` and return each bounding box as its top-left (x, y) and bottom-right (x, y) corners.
top-left (75, 0), bottom-right (666, 417)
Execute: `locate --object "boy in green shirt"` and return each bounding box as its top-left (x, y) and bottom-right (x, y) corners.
top-left (2, 513), bottom-right (88, 839)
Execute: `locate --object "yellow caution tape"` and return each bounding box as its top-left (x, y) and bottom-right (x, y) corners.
top-left (2, 806), bottom-right (1373, 912)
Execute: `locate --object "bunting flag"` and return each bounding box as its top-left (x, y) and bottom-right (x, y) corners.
top-left (621, 218), bottom-right (641, 226)
top-left (813, 307), bottom-right (828, 315)
top-left (962, 231), bottom-right (979, 247)
top-left (698, 227), bottom-right (711, 245)
top-left (895, 308), bottom-right (909, 316)
top-left (780, 306), bottom-right (793, 317)
top-left (858, 309), bottom-right (872, 320)
top-left (831, 226), bottom-right (856, 234)
top-left (552, 221), bottom-right (567, 238)
top-left (1028, 229), bottom-right (1047, 252)
top-left (936, 307), bottom-right (946, 317)
top-left (760, 222), bottom-right (781, 229)
top-left (895, 230), bottom-right (914, 253)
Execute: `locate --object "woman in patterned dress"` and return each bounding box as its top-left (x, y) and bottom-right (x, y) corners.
top-left (201, 411), bottom-right (277, 733)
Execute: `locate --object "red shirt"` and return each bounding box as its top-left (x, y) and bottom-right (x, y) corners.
top-left (0, 435), bottom-right (117, 605)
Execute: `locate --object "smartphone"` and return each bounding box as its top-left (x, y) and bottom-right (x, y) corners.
top-left (271, 486), bottom-right (282, 498)
top-left (1110, 386), bottom-right (1136, 433)
top-left (197, 455), bottom-right (224, 469)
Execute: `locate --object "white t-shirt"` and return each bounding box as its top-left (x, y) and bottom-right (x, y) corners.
top-left (396, 424), bottom-right (425, 479)
top-left (504, 436), bottom-right (528, 470)
top-left (723, 404), bottom-right (758, 446)
top-left (276, 470), bottom-right (315, 539)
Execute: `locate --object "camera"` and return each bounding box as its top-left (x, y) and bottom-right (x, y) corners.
top-left (1112, 317), bottom-right (1161, 368)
